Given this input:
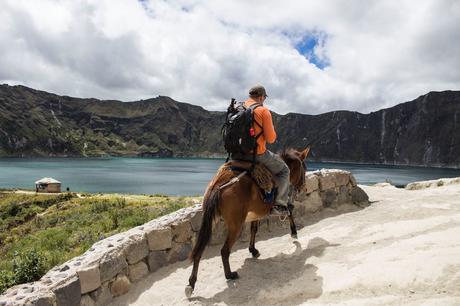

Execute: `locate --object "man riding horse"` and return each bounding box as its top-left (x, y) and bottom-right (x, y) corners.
top-left (233, 85), bottom-right (291, 215)
top-left (185, 85), bottom-right (310, 297)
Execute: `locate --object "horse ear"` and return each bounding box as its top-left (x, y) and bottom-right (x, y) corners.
top-left (299, 146), bottom-right (310, 160)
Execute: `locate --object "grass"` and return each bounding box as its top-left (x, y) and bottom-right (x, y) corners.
top-left (0, 191), bottom-right (201, 294)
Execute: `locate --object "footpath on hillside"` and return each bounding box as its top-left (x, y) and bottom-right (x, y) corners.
top-left (110, 180), bottom-right (460, 306)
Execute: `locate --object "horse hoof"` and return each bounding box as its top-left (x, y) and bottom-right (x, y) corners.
top-left (291, 233), bottom-right (298, 239)
top-left (185, 285), bottom-right (194, 298)
top-left (226, 271), bottom-right (239, 280)
top-left (252, 250), bottom-right (260, 258)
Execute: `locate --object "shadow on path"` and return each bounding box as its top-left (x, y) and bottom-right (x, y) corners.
top-left (189, 237), bottom-right (338, 306)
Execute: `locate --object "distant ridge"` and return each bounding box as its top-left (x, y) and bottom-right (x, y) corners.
top-left (0, 84), bottom-right (459, 168)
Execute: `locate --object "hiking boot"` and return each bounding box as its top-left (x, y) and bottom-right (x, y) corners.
top-left (270, 204), bottom-right (289, 216)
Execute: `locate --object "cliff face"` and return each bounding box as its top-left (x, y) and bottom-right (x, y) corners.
top-left (0, 85), bottom-right (224, 157)
top-left (0, 84), bottom-right (459, 167)
top-left (274, 91), bottom-right (460, 167)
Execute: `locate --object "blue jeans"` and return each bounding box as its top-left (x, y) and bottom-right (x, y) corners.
top-left (255, 150), bottom-right (290, 206)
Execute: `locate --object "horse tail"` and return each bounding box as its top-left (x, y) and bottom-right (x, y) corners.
top-left (190, 187), bottom-right (220, 262)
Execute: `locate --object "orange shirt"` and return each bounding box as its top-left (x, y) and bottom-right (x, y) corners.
top-left (244, 99), bottom-right (277, 155)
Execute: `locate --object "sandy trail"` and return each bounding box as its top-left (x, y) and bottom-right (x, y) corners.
top-left (111, 184), bottom-right (460, 306)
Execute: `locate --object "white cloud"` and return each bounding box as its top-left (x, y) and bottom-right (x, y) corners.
top-left (1, 0), bottom-right (459, 114)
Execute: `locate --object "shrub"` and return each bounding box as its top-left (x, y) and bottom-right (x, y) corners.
top-left (12, 249), bottom-right (47, 284)
top-left (0, 271), bottom-right (15, 294)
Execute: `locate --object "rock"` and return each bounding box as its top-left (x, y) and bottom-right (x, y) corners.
top-left (405, 177), bottom-right (460, 190)
top-left (76, 265), bottom-right (101, 294)
top-left (337, 185), bottom-right (351, 204)
top-left (318, 172), bottom-right (336, 190)
top-left (350, 175), bottom-right (357, 186)
top-left (99, 249), bottom-right (128, 283)
top-left (146, 227), bottom-right (172, 251)
top-left (321, 190), bottom-right (337, 208)
top-left (190, 210), bottom-right (203, 232)
top-left (21, 290), bottom-right (55, 306)
top-left (304, 174), bottom-right (319, 194)
top-left (171, 221), bottom-right (192, 243)
top-left (167, 242), bottom-right (192, 264)
top-left (52, 275), bottom-right (81, 306)
top-left (210, 220), bottom-right (228, 245)
top-left (335, 171), bottom-right (350, 186)
top-left (147, 250), bottom-right (168, 272)
top-left (128, 261), bottom-right (149, 283)
top-left (89, 282), bottom-right (112, 306)
top-left (302, 191), bottom-right (323, 213)
top-left (80, 294), bottom-right (96, 306)
top-left (110, 274), bottom-right (130, 297)
top-left (124, 234), bottom-right (149, 264)
top-left (351, 186), bottom-right (369, 204)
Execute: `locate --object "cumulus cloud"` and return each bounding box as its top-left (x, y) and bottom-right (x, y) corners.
top-left (1, 0), bottom-right (459, 114)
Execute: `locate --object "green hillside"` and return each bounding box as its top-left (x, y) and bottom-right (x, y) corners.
top-left (0, 191), bottom-right (199, 294)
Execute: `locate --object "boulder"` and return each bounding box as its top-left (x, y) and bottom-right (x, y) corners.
top-left (171, 221), bottom-right (192, 243)
top-left (351, 186), bottom-right (369, 204)
top-left (99, 249), bottom-right (128, 283)
top-left (146, 227), bottom-right (172, 251)
top-left (335, 171), bottom-right (351, 186)
top-left (318, 172), bottom-right (336, 190)
top-left (80, 294), bottom-right (96, 306)
top-left (167, 242), bottom-right (192, 264)
top-left (190, 210), bottom-right (203, 232)
top-left (124, 234), bottom-right (149, 265)
top-left (350, 175), bottom-right (357, 187)
top-left (304, 174), bottom-right (319, 194)
top-left (147, 250), bottom-right (168, 272)
top-left (110, 274), bottom-right (130, 297)
top-left (321, 190), bottom-right (337, 207)
top-left (337, 185), bottom-right (351, 204)
top-left (51, 275), bottom-right (81, 306)
top-left (302, 191), bottom-right (323, 213)
top-left (89, 282), bottom-right (112, 306)
top-left (210, 220), bottom-right (228, 245)
top-left (76, 265), bottom-right (101, 294)
top-left (128, 261), bottom-right (149, 283)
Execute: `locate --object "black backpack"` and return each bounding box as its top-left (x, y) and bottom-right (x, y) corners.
top-left (221, 98), bottom-right (263, 156)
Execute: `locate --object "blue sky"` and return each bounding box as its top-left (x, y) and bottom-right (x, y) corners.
top-left (294, 34), bottom-right (329, 70)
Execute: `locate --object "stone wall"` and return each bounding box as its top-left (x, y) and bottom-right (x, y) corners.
top-left (405, 176), bottom-right (460, 190)
top-left (0, 170), bottom-right (369, 306)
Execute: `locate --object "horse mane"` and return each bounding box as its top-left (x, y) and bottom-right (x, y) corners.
top-left (280, 148), bottom-right (300, 162)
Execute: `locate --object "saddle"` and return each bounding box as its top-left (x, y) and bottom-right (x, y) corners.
top-left (220, 160), bottom-right (276, 204)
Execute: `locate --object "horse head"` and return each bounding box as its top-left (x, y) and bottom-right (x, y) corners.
top-left (280, 146), bottom-right (310, 191)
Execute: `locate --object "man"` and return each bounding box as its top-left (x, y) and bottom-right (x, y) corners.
top-left (244, 85), bottom-right (290, 213)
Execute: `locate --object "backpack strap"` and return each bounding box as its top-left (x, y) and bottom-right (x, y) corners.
top-left (248, 103), bottom-right (264, 172)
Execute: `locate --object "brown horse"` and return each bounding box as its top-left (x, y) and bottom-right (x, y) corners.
top-left (185, 147), bottom-right (310, 297)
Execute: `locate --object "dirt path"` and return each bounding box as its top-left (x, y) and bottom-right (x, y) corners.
top-left (111, 183), bottom-right (460, 306)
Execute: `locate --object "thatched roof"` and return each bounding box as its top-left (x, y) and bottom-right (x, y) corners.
top-left (35, 177), bottom-right (61, 184)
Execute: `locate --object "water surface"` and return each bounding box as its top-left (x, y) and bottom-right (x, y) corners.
top-left (1, 158), bottom-right (459, 195)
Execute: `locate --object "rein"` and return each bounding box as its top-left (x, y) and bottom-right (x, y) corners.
top-left (217, 169), bottom-right (248, 190)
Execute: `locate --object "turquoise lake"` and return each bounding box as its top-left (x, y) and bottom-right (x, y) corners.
top-left (1, 158), bottom-right (460, 195)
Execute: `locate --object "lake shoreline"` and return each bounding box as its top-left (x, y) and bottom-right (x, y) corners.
top-left (0, 155), bottom-right (459, 170)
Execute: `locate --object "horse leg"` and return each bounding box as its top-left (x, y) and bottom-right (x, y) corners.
top-left (248, 221), bottom-right (260, 258)
top-left (221, 224), bottom-right (242, 280)
top-left (288, 203), bottom-right (298, 239)
top-left (186, 257), bottom-right (200, 297)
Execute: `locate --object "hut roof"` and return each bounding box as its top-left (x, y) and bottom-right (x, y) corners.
top-left (35, 177), bottom-right (61, 184)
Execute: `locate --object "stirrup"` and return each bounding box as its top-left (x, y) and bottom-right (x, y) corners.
top-left (270, 204), bottom-right (289, 216)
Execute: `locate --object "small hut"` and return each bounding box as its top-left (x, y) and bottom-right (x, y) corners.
top-left (35, 177), bottom-right (61, 193)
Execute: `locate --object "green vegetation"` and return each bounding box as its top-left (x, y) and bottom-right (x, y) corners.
top-left (0, 191), bottom-right (200, 294)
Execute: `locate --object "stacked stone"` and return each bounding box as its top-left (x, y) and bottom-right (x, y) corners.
top-left (0, 170), bottom-right (368, 306)
top-left (294, 169), bottom-right (369, 216)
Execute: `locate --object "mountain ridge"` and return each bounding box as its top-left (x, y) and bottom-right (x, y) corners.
top-left (0, 84), bottom-right (459, 168)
